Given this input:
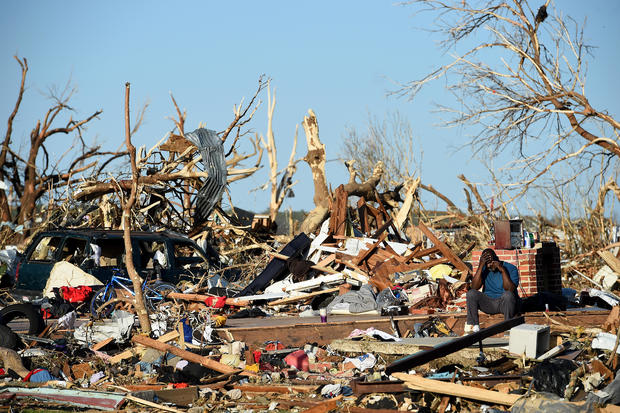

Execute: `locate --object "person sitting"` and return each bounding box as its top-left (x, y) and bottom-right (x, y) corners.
top-left (465, 248), bottom-right (519, 333)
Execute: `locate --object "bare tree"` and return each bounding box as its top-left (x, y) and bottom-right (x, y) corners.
top-left (120, 82), bottom-right (151, 333)
top-left (73, 76), bottom-right (268, 233)
top-left (259, 83), bottom-right (299, 223)
top-left (397, 0), bottom-right (620, 202)
top-left (3, 56), bottom-right (122, 234)
top-left (341, 110), bottom-right (421, 191)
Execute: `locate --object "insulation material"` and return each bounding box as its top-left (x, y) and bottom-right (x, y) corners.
top-left (42, 261), bottom-right (103, 298)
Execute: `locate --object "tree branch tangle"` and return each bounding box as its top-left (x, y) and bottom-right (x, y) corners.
top-left (398, 0), bottom-right (619, 196)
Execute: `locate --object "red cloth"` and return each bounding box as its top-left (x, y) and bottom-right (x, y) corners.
top-left (204, 296), bottom-right (226, 308)
top-left (60, 285), bottom-right (93, 303)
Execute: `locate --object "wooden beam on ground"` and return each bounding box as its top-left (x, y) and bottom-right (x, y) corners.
top-left (232, 384), bottom-right (319, 393)
top-left (418, 222), bottom-right (470, 280)
top-left (392, 373), bottom-right (521, 406)
top-left (268, 287), bottom-right (340, 306)
top-left (131, 334), bottom-right (252, 376)
top-left (109, 331), bottom-right (180, 364)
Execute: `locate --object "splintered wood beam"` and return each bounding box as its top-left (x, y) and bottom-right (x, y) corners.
top-left (328, 185), bottom-right (348, 236)
top-left (392, 373), bottom-right (521, 406)
top-left (353, 232), bottom-right (388, 266)
top-left (418, 222), bottom-right (470, 279)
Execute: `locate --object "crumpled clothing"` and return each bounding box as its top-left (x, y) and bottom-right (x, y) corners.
top-left (343, 353), bottom-right (376, 370)
top-left (58, 311), bottom-right (76, 330)
top-left (327, 284), bottom-right (377, 314)
top-left (347, 327), bottom-right (401, 342)
top-left (73, 310), bottom-right (134, 345)
top-left (321, 383), bottom-right (342, 398)
top-left (60, 285), bottom-right (93, 303)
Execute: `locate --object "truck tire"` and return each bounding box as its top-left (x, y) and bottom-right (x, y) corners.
top-left (0, 325), bottom-right (18, 349)
top-left (0, 303), bottom-right (45, 335)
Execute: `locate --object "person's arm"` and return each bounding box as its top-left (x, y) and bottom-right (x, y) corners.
top-left (470, 254), bottom-right (490, 290)
top-left (488, 261), bottom-right (517, 292)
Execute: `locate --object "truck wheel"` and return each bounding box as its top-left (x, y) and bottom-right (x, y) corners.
top-left (0, 303), bottom-right (45, 335)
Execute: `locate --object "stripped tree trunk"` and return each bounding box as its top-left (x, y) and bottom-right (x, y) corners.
top-left (300, 110), bottom-right (330, 234)
top-left (122, 82), bottom-right (151, 334)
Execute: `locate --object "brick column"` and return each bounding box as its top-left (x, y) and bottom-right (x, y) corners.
top-left (471, 242), bottom-right (562, 298)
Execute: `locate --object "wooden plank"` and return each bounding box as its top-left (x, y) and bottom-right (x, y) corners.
top-left (316, 254), bottom-right (336, 268)
top-left (91, 337), bottom-right (113, 351)
top-left (328, 185), bottom-right (348, 236)
top-left (232, 384), bottom-right (319, 393)
top-left (268, 287), bottom-right (340, 306)
top-left (131, 335), bottom-right (248, 376)
top-left (393, 373), bottom-right (521, 406)
top-left (418, 222), bottom-right (470, 279)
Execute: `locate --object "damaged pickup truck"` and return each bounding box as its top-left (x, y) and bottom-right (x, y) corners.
top-left (11, 229), bottom-right (215, 301)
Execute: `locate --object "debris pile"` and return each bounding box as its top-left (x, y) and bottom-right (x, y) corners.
top-left (0, 193), bottom-right (620, 412)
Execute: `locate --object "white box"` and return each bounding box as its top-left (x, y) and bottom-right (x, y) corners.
top-left (509, 324), bottom-right (550, 358)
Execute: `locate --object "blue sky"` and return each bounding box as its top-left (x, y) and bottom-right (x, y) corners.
top-left (1, 1), bottom-right (619, 216)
